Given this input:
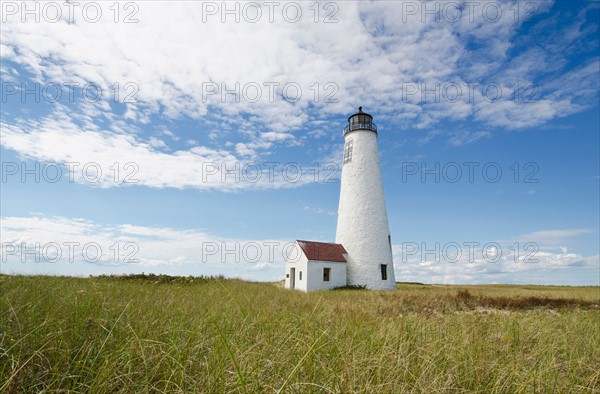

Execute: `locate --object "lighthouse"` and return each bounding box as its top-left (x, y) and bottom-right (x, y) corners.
top-left (284, 107), bottom-right (396, 291)
top-left (335, 107), bottom-right (396, 290)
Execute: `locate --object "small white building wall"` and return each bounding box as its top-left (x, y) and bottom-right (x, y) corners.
top-left (305, 260), bottom-right (347, 291)
top-left (284, 242), bottom-right (308, 291)
top-left (284, 242), bottom-right (347, 292)
top-left (336, 129), bottom-right (397, 290)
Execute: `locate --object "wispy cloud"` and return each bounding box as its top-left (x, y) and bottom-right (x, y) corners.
top-left (393, 239), bottom-right (599, 285)
top-left (518, 228), bottom-right (595, 242)
top-left (303, 205), bottom-right (337, 216)
top-left (0, 112), bottom-right (335, 191)
top-left (2, 216), bottom-right (598, 285)
top-left (0, 215), bottom-right (292, 280)
top-left (1, 0), bottom-right (597, 138)
top-left (448, 130), bottom-right (492, 146)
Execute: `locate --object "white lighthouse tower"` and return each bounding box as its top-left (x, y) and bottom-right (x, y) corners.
top-left (335, 107), bottom-right (396, 290)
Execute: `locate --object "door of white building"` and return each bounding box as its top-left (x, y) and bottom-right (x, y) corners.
top-left (290, 268), bottom-right (295, 289)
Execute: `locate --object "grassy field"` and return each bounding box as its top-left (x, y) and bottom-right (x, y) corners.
top-left (1, 274), bottom-right (599, 393)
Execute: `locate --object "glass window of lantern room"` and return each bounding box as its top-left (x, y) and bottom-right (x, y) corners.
top-left (343, 140), bottom-right (353, 164)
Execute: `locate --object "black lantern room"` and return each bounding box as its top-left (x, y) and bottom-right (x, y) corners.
top-left (343, 106), bottom-right (377, 135)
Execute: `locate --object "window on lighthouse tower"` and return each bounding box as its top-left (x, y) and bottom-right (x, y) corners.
top-left (381, 264), bottom-right (388, 280)
top-left (343, 140), bottom-right (353, 164)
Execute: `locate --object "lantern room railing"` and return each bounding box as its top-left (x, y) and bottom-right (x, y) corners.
top-left (343, 122), bottom-right (377, 135)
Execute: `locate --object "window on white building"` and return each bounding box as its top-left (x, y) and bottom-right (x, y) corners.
top-left (299, 271), bottom-right (302, 280)
top-left (323, 268), bottom-right (331, 281)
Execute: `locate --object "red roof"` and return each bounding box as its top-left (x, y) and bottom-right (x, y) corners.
top-left (296, 240), bottom-right (347, 263)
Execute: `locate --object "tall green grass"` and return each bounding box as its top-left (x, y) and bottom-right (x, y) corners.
top-left (1, 275), bottom-right (598, 393)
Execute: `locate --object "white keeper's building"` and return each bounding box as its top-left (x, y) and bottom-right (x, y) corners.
top-left (285, 107), bottom-right (396, 291)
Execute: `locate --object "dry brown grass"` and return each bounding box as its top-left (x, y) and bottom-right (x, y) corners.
top-left (1, 275), bottom-right (598, 393)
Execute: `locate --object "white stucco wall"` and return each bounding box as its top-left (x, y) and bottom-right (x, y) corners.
top-left (284, 242), bottom-right (308, 291)
top-left (335, 128), bottom-right (397, 290)
top-left (305, 260), bottom-right (347, 291)
top-left (284, 242), bottom-right (347, 292)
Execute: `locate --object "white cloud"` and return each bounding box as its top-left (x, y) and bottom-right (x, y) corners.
top-left (2, 216), bottom-right (598, 284)
top-left (303, 205), bottom-right (337, 216)
top-left (518, 228), bottom-right (595, 242)
top-left (261, 131), bottom-right (293, 142)
top-left (418, 130), bottom-right (443, 145)
top-left (234, 141), bottom-right (273, 158)
top-left (157, 128), bottom-right (180, 141)
top-left (474, 97), bottom-right (566, 129)
top-left (0, 113), bottom-right (329, 190)
top-left (0, 215), bottom-right (293, 280)
top-left (1, 0), bottom-right (594, 137)
top-left (448, 130), bottom-right (492, 146)
top-left (148, 137), bottom-right (169, 150)
top-left (498, 228), bottom-right (596, 256)
top-left (393, 240), bottom-right (599, 285)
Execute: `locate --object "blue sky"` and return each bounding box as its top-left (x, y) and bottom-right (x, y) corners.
top-left (1, 0), bottom-right (599, 285)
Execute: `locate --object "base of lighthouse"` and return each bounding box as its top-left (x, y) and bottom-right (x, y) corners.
top-left (342, 256), bottom-right (396, 290)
